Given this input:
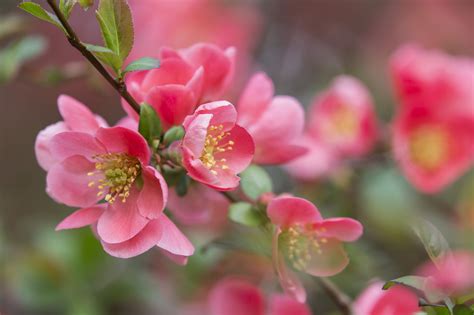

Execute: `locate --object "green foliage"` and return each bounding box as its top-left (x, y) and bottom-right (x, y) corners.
top-left (453, 305), bottom-right (473, 315)
top-left (95, 0), bottom-right (134, 73)
top-left (163, 126), bottom-right (185, 145)
top-left (0, 36), bottom-right (46, 83)
top-left (59, 0), bottom-right (76, 19)
top-left (240, 165), bottom-right (273, 201)
top-left (78, 0), bottom-right (94, 10)
top-left (18, 2), bottom-right (64, 32)
top-left (229, 202), bottom-right (264, 227)
top-left (413, 219), bottom-right (451, 268)
top-left (124, 57), bottom-right (160, 74)
top-left (84, 43), bottom-right (122, 73)
top-left (138, 103), bottom-right (162, 146)
top-left (176, 174), bottom-right (190, 196)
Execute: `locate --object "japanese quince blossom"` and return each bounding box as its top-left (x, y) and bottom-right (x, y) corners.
top-left (353, 282), bottom-right (420, 315)
top-left (268, 196), bottom-right (363, 302)
top-left (46, 125), bottom-right (193, 259)
top-left (417, 250), bottom-right (474, 296)
top-left (237, 72), bottom-right (307, 165)
top-left (390, 44), bottom-right (474, 193)
top-left (35, 95), bottom-right (107, 171)
top-left (181, 101), bottom-right (254, 191)
top-left (208, 277), bottom-right (312, 315)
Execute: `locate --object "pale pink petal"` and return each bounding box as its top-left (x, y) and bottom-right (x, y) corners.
top-left (182, 114), bottom-right (212, 157)
top-left (185, 101), bottom-right (237, 130)
top-left (353, 282), bottom-right (386, 315)
top-left (46, 155), bottom-right (101, 207)
top-left (254, 143), bottom-right (308, 165)
top-left (237, 72), bottom-right (274, 127)
top-left (58, 95), bottom-right (103, 133)
top-left (50, 131), bottom-right (106, 162)
top-left (156, 215), bottom-right (194, 257)
top-left (115, 116), bottom-right (138, 131)
top-left (315, 218), bottom-right (363, 242)
top-left (35, 121), bottom-right (68, 171)
top-left (267, 196), bottom-right (322, 228)
top-left (214, 124), bottom-right (254, 174)
top-left (101, 219), bottom-right (163, 259)
top-left (302, 238), bottom-right (349, 277)
top-left (137, 166), bottom-right (168, 219)
top-left (268, 294), bottom-right (312, 315)
top-left (56, 205), bottom-right (106, 230)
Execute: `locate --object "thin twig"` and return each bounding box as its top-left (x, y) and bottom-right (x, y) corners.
top-left (317, 278), bottom-right (353, 315)
top-left (45, 0), bottom-right (141, 114)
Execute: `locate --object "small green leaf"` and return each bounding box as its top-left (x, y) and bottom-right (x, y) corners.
top-left (240, 165), bottom-right (272, 201)
top-left (84, 43), bottom-right (122, 72)
top-left (229, 202), bottom-right (264, 227)
top-left (453, 305), bottom-right (473, 315)
top-left (163, 126), bottom-right (185, 145)
top-left (95, 0), bottom-right (134, 67)
top-left (124, 57), bottom-right (160, 74)
top-left (60, 0), bottom-right (76, 19)
top-left (413, 219), bottom-right (451, 268)
top-left (78, 0), bottom-right (94, 10)
top-left (138, 103), bottom-right (162, 146)
top-left (18, 2), bottom-right (64, 31)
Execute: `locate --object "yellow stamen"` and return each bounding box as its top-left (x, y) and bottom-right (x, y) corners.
top-left (200, 124), bottom-right (234, 174)
top-left (409, 125), bottom-right (448, 170)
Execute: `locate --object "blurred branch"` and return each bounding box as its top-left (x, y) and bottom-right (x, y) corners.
top-left (45, 0), bottom-right (141, 114)
top-left (317, 278), bottom-right (353, 315)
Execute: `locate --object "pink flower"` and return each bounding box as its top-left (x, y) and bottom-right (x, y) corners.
top-left (208, 277), bottom-right (311, 315)
top-left (181, 101), bottom-right (254, 191)
top-left (267, 196), bottom-right (363, 301)
top-left (123, 50), bottom-right (204, 129)
top-left (353, 282), bottom-right (420, 315)
top-left (46, 126), bottom-right (193, 259)
top-left (417, 250), bottom-right (474, 296)
top-left (307, 75), bottom-right (378, 158)
top-left (237, 72), bottom-right (307, 165)
top-left (35, 95), bottom-right (108, 171)
top-left (392, 104), bottom-right (474, 193)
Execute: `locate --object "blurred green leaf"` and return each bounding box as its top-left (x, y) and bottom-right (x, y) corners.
top-left (124, 57), bottom-right (160, 74)
top-left (0, 36), bottom-right (46, 83)
top-left (60, 0), bottom-right (76, 19)
top-left (240, 165), bottom-right (272, 201)
top-left (138, 103), bottom-right (162, 146)
top-left (95, 0), bottom-right (134, 72)
top-left (413, 219), bottom-right (451, 268)
top-left (78, 0), bottom-right (94, 10)
top-left (18, 2), bottom-right (64, 31)
top-left (229, 202), bottom-right (264, 226)
top-left (84, 43), bottom-right (122, 72)
top-left (163, 126), bottom-right (185, 145)
top-left (176, 174), bottom-right (189, 196)
top-left (0, 15), bottom-right (26, 39)
top-left (453, 305), bottom-right (473, 315)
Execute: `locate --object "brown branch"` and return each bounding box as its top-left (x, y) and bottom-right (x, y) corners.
top-left (317, 278), bottom-right (353, 315)
top-left (45, 0), bottom-right (141, 114)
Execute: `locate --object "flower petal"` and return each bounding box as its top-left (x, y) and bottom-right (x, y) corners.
top-left (215, 124), bottom-right (254, 174)
top-left (237, 72), bottom-right (274, 127)
top-left (156, 215), bottom-right (194, 257)
top-left (137, 166), bottom-right (168, 219)
top-left (315, 218), bottom-right (363, 242)
top-left (35, 121), bottom-right (68, 171)
top-left (302, 238), bottom-right (349, 277)
top-left (56, 205), bottom-right (106, 230)
top-left (267, 196), bottom-right (322, 228)
top-left (268, 294), bottom-right (311, 315)
top-left (58, 95), bottom-right (104, 133)
top-left (50, 131), bottom-right (106, 162)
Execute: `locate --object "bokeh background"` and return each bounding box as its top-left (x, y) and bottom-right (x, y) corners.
top-left (1, 0), bottom-right (473, 314)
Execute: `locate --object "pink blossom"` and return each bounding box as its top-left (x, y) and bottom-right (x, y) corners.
top-left (35, 95), bottom-right (108, 171)
top-left (392, 104), bottom-right (474, 193)
top-left (47, 126), bottom-right (193, 259)
top-left (353, 282), bottom-right (420, 315)
top-left (237, 72), bottom-right (307, 165)
top-left (417, 250), bottom-right (474, 296)
top-left (267, 196), bottom-right (363, 301)
top-left (181, 101), bottom-right (254, 191)
top-left (307, 75), bottom-right (378, 158)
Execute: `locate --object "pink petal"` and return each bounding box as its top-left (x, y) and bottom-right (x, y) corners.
top-left (215, 124), bottom-right (255, 174)
top-left (46, 155), bottom-right (101, 207)
top-left (56, 205), bottom-right (106, 230)
top-left (268, 294), bottom-right (312, 315)
top-left (184, 101), bottom-right (237, 131)
top-left (58, 95), bottom-right (103, 133)
top-left (160, 249), bottom-right (189, 265)
top-left (35, 121), bottom-right (68, 171)
top-left (208, 278), bottom-right (265, 315)
top-left (141, 57), bottom-right (195, 90)
top-left (97, 188), bottom-right (149, 244)
top-left (156, 215), bottom-right (194, 257)
top-left (302, 238), bottom-right (349, 277)
top-left (101, 219), bottom-right (163, 259)
top-left (115, 116), bottom-right (138, 131)
top-left (95, 127), bottom-right (150, 165)
top-left (182, 113), bottom-right (212, 157)
top-left (267, 196), bottom-right (322, 228)
top-left (353, 282), bottom-right (386, 315)
top-left (253, 143), bottom-right (308, 165)
top-left (371, 285), bottom-right (420, 315)
top-left (50, 131), bottom-right (106, 162)
top-left (237, 72), bottom-right (274, 127)
top-left (315, 218), bottom-right (363, 242)
top-left (137, 166), bottom-right (168, 219)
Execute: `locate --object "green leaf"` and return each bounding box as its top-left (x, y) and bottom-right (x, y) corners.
top-left (163, 126), bottom-right (185, 145)
top-left (18, 2), bottom-right (64, 31)
top-left (413, 219), bottom-right (451, 268)
top-left (124, 57), bottom-right (160, 74)
top-left (84, 43), bottom-right (122, 72)
top-left (240, 165), bottom-right (273, 201)
top-left (229, 202), bottom-right (264, 227)
top-left (60, 0), bottom-right (76, 19)
top-left (0, 36), bottom-right (47, 83)
top-left (453, 305), bottom-right (473, 315)
top-left (78, 0), bottom-right (94, 10)
top-left (95, 0), bottom-right (134, 67)
top-left (138, 103), bottom-right (162, 146)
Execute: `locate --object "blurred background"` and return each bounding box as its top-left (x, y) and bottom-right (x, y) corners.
top-left (1, 0), bottom-right (473, 314)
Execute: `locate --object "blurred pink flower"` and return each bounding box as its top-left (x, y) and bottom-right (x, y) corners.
top-left (353, 282), bottom-right (420, 315)
top-left (417, 250), bottom-right (474, 296)
top-left (181, 101), bottom-right (254, 191)
top-left (267, 196), bottom-right (363, 301)
top-left (208, 277), bottom-right (311, 315)
top-left (35, 95), bottom-right (108, 171)
top-left (237, 72), bottom-right (307, 165)
top-left (307, 75), bottom-right (378, 158)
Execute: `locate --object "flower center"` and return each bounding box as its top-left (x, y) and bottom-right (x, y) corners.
top-left (409, 125), bottom-right (448, 170)
top-left (87, 153), bottom-right (141, 203)
top-left (285, 224), bottom-right (327, 271)
top-left (323, 106), bottom-right (358, 140)
top-left (200, 124), bottom-right (234, 175)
